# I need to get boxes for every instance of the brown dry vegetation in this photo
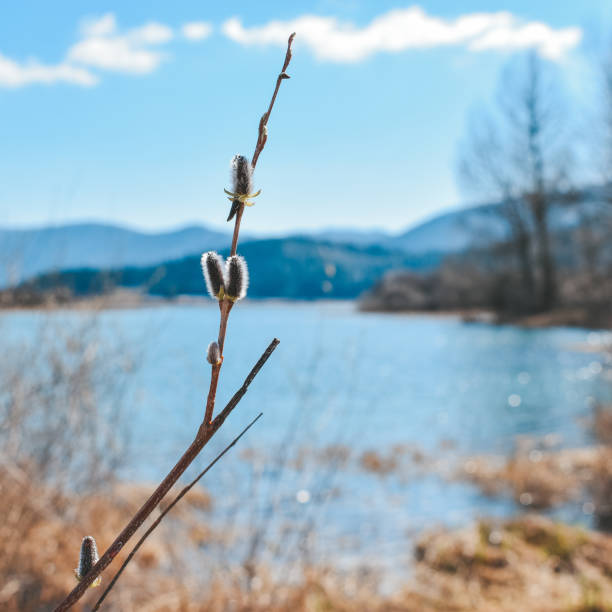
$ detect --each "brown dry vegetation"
[455,404,612,531]
[412,515,612,612]
[3,471,612,612]
[459,446,612,527]
[0,466,215,611]
[595,405,612,445]
[460,446,603,508]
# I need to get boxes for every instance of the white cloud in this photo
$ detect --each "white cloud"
[0,12,184,88]
[0,53,97,88]
[68,15,174,74]
[182,21,213,41]
[469,22,582,60]
[128,23,174,45]
[222,6,582,62]
[68,38,165,74]
[81,13,117,38]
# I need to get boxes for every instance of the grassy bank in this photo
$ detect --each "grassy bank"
[4,462,612,611]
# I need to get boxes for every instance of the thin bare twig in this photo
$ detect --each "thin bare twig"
[229,32,295,256]
[54,32,294,610]
[209,33,294,424]
[53,339,279,611]
[91,412,264,611]
[252,32,295,171]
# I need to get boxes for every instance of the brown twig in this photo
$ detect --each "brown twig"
[91,412,264,611]
[229,32,295,257]
[54,32,294,611]
[53,339,279,611]
[211,32,294,423]
[251,32,295,171]
[203,297,233,428]
[217,299,232,354]
[203,363,221,427]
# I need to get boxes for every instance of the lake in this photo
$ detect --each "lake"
[3,301,611,575]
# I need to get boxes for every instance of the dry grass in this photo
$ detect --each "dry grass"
[4,469,612,612]
[459,444,612,522]
[589,450,612,531]
[594,405,612,446]
[412,515,612,612]
[0,461,397,611]
[0,464,217,611]
[452,402,612,532]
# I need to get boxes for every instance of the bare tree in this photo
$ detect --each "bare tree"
[459,52,572,313]
[601,47,612,198]
[566,44,612,311]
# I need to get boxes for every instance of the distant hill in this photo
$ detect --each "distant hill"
[16,237,443,301]
[0,223,231,286]
[297,195,611,253]
[389,204,508,253]
[387,195,611,254]
[300,228,393,247]
[2,188,609,289]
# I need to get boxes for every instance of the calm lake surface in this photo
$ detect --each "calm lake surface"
[4,301,611,571]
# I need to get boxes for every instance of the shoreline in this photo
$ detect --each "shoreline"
[1,290,611,332]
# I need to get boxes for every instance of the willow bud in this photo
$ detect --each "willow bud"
[74,536,102,587]
[225,255,249,302]
[201,251,225,300]
[206,341,222,365]
[231,155,253,196]
[227,155,255,222]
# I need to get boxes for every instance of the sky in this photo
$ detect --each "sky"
[1,1,611,236]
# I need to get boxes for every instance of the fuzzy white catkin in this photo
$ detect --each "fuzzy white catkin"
[225,255,249,301]
[231,155,253,195]
[75,535,101,586]
[201,251,225,299]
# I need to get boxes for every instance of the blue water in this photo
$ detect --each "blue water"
[3,302,610,572]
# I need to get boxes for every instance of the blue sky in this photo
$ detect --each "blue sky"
[0,1,610,235]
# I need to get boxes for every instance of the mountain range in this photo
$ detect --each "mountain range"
[2,189,609,300]
[0,223,230,287]
[20,238,442,301]
[0,201,511,286]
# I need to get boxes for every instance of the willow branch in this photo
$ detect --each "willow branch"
[91,412,264,611]
[54,32,293,610]
[229,32,295,257]
[212,33,294,424]
[53,339,279,611]
[251,32,295,171]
